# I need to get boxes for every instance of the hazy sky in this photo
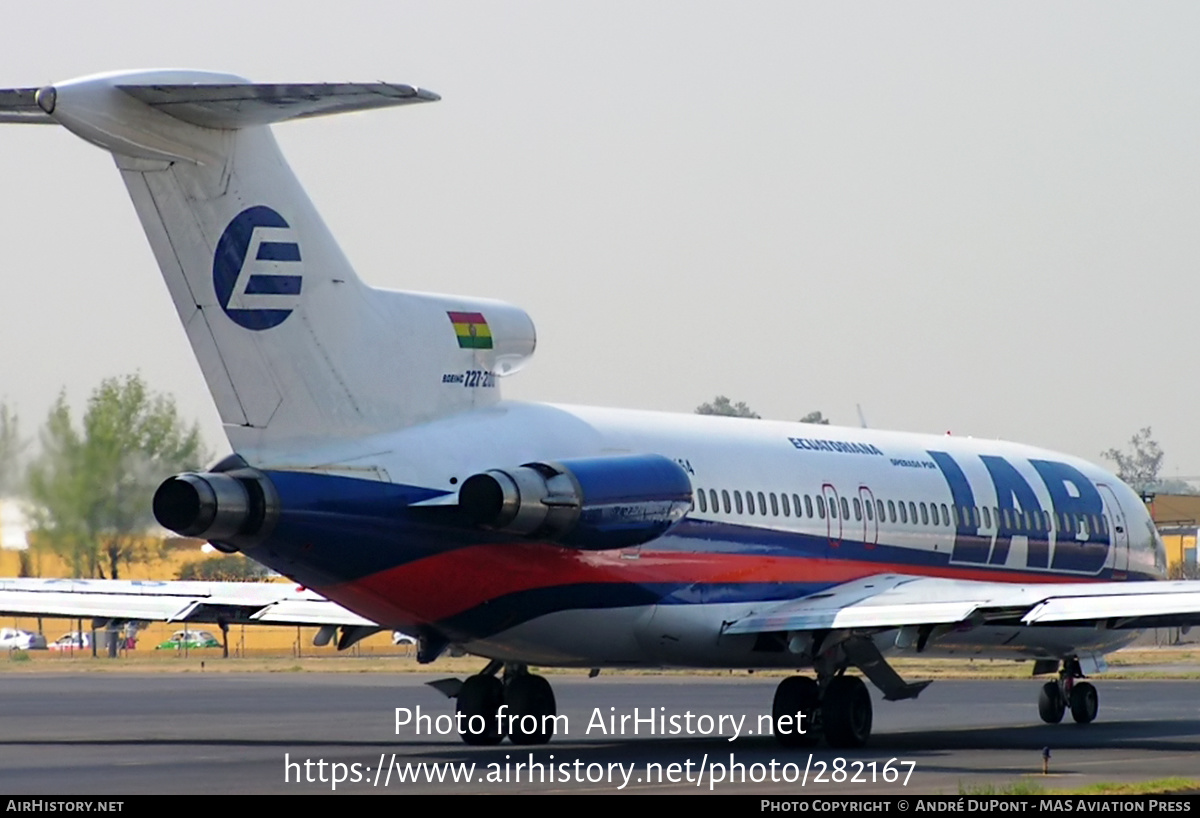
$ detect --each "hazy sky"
[1,2,1198,476]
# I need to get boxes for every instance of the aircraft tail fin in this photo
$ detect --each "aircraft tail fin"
[1,71,535,462]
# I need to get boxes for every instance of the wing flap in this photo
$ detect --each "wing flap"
[1023,588,1200,625]
[249,598,376,627]
[726,574,1200,635]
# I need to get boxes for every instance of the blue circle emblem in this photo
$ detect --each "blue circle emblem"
[213,206,303,330]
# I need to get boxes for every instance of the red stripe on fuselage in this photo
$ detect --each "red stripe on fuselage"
[318,542,1098,629]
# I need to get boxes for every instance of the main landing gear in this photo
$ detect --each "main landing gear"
[773,673,874,749]
[1037,657,1098,725]
[772,634,931,749]
[453,661,558,746]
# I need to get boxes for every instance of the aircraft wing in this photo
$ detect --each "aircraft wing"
[0,577,377,628]
[723,573,1200,635]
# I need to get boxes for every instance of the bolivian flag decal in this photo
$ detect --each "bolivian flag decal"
[447,311,493,349]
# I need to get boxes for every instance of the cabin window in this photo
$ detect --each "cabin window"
[920,502,929,525]
[721,490,731,514]
[709,489,719,513]
[697,490,707,513]
[941,503,950,525]
[771,493,780,516]
[981,506,991,529]
[758,492,768,515]
[816,496,826,519]
[876,499,885,521]
[930,504,940,526]
[1001,508,1012,529]
[829,498,838,519]
[841,497,851,520]
[865,499,874,521]
[734,492,744,514]
[805,495,814,518]
[794,494,804,517]
[909,502,918,524]
[887,500,896,523]
[899,502,908,524]
[853,498,863,521]
[744,491,754,515]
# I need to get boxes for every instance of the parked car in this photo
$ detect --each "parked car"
[0,627,46,650]
[155,630,221,650]
[48,632,90,651]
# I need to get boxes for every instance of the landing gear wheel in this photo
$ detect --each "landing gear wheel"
[505,674,557,746]
[822,675,873,748]
[1069,681,1098,724]
[457,674,505,745]
[1038,681,1065,724]
[772,676,820,747]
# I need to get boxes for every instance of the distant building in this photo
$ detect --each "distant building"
[1147,494,1200,572]
[0,498,29,551]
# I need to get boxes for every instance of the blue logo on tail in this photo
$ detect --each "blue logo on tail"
[213,206,303,330]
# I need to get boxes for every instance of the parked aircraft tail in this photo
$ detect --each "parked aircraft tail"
[0,70,536,461]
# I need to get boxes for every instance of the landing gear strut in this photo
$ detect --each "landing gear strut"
[453,662,558,746]
[1037,657,1098,725]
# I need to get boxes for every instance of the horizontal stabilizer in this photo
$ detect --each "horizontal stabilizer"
[0,88,53,123]
[117,82,440,129]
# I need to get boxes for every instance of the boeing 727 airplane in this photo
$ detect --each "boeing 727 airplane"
[5,69,1200,749]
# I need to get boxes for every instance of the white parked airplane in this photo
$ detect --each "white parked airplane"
[0,577,381,649]
[4,69,1200,749]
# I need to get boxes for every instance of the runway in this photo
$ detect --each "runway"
[2,672,1199,794]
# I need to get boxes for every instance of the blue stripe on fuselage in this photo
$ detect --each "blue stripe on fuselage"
[244,470,1150,639]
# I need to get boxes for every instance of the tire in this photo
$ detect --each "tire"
[822,675,873,749]
[506,674,557,746]
[456,674,505,745]
[1038,681,1065,724]
[1069,681,1098,724]
[772,676,820,747]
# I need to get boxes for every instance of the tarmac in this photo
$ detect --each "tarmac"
[2,671,1199,794]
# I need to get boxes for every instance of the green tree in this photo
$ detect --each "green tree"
[27,375,207,579]
[1167,561,1200,581]
[177,554,270,582]
[1101,428,1164,494]
[799,411,830,425]
[0,403,25,496]
[695,395,760,418]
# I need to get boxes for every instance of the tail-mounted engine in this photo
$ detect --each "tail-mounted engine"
[152,466,279,551]
[458,453,693,550]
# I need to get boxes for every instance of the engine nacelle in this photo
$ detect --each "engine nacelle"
[152,467,279,550]
[458,454,693,550]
